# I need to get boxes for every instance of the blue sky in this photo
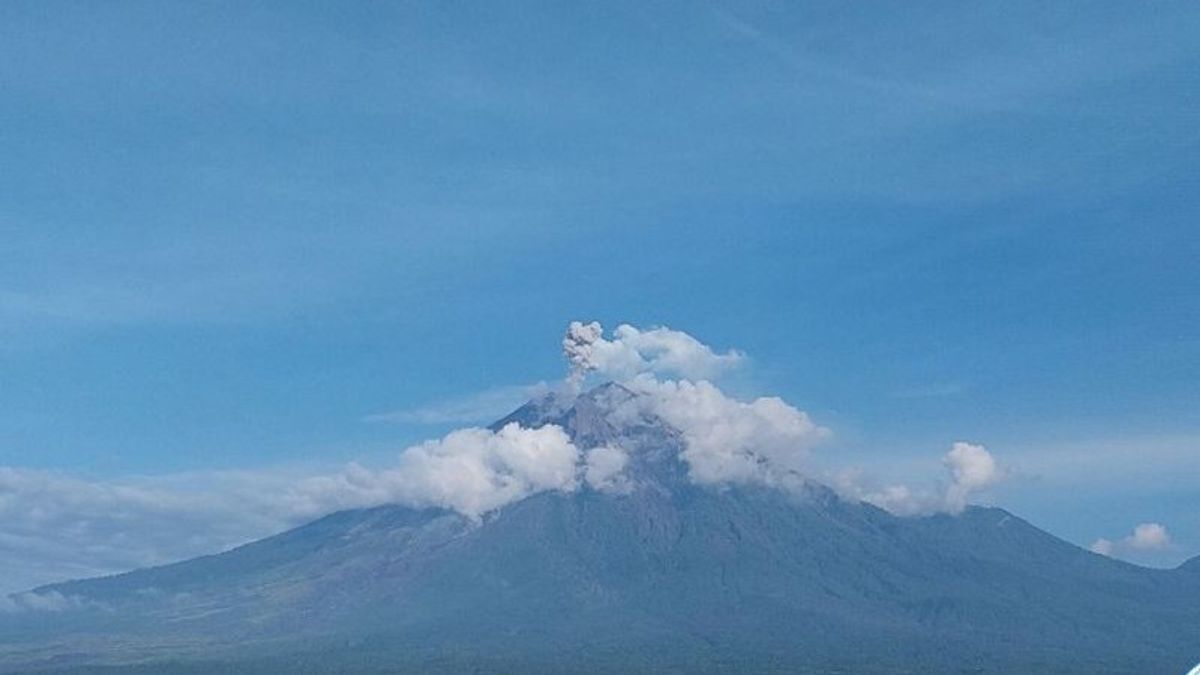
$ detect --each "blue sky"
[0,1,1197,585]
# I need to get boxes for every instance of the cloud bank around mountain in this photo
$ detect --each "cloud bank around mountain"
[0,320,1005,596]
[0,423,600,597]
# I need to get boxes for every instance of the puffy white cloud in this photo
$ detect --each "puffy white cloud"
[262,423,584,520]
[1091,522,1172,559]
[942,442,1001,513]
[839,442,1005,516]
[623,377,828,487]
[584,445,631,493]
[372,422,581,516]
[1128,522,1171,550]
[564,321,743,386]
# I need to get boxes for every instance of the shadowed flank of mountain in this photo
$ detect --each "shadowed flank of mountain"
[1,384,1196,674]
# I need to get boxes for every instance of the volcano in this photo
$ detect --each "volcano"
[1,383,1196,674]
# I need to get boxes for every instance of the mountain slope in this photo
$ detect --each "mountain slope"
[1,385,1196,673]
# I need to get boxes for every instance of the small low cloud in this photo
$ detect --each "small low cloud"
[364,382,551,425]
[834,472,936,518]
[1128,522,1171,550]
[0,590,89,614]
[584,446,632,493]
[838,442,1006,516]
[943,442,1002,513]
[1091,522,1172,559]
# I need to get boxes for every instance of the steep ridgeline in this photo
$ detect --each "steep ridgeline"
[1,384,1196,674]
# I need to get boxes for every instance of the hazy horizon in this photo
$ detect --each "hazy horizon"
[1,0,1196,628]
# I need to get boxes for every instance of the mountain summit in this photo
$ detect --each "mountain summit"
[492,382,692,490]
[1,384,1196,674]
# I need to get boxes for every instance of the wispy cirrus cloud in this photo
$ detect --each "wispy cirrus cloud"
[363,382,552,425]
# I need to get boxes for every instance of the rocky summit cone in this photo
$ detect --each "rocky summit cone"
[1,384,1197,674]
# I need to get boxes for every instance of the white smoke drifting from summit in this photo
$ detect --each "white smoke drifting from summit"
[563,320,743,387]
[563,321,823,489]
[564,320,604,389]
[562,321,1004,512]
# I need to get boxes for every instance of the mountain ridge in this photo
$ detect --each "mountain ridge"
[2,383,1197,674]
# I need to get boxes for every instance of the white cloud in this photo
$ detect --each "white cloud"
[566,321,830,490]
[839,442,1005,516]
[942,442,1001,513]
[0,320,1012,596]
[584,445,631,493]
[623,376,829,487]
[839,479,941,518]
[266,423,585,520]
[0,466,296,594]
[366,422,581,516]
[0,422,595,594]
[566,320,830,490]
[1127,522,1171,550]
[564,321,743,386]
[364,382,551,425]
[1092,522,1172,559]
[0,590,89,614]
